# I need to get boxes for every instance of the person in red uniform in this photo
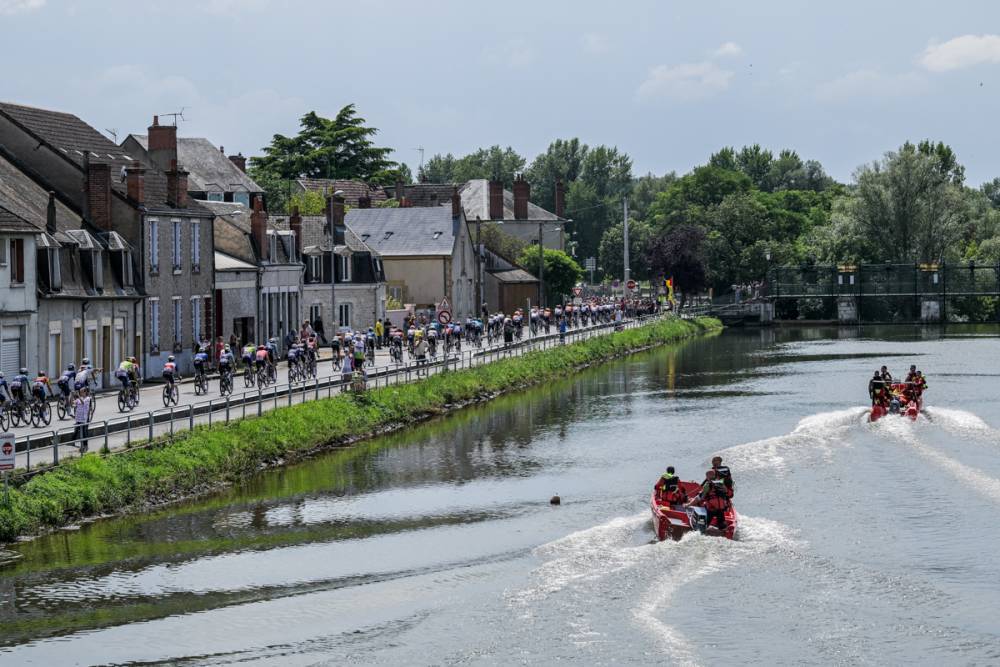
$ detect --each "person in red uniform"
[689,470,731,532]
[654,466,680,502]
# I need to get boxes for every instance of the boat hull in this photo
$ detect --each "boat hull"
[650,482,738,541]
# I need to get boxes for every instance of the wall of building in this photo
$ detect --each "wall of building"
[216,268,258,348]
[381,257,448,310]
[37,299,128,389]
[495,222,564,252]
[302,282,384,335]
[0,233,39,377]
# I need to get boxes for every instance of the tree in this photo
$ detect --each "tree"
[597,218,653,280]
[629,172,677,221]
[480,222,527,262]
[524,138,589,212]
[288,189,326,215]
[646,225,708,304]
[981,177,1000,209]
[736,144,774,191]
[517,247,583,304]
[419,146,525,187]
[648,165,752,229]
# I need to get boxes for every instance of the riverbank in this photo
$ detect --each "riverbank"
[0,317,721,543]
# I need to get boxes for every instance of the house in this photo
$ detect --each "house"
[292,178,387,208]
[345,191,475,319]
[122,135,261,207]
[0,104,215,377]
[205,198,304,350]
[0,143,141,387]
[460,177,566,251]
[271,195,386,335]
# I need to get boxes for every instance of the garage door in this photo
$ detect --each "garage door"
[1,327,22,378]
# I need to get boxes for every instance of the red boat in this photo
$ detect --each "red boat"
[870,382,922,422]
[650,481,739,541]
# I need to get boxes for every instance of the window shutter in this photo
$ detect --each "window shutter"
[14,239,24,283]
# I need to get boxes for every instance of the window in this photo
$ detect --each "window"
[309,303,321,324]
[338,303,351,328]
[9,239,24,284]
[268,233,277,263]
[149,219,159,272]
[172,220,182,270]
[173,297,182,345]
[149,299,160,350]
[192,221,201,270]
[0,236,6,265]
[207,192,224,202]
[233,192,251,207]
[91,250,103,290]
[48,333,61,378]
[388,285,403,303]
[121,251,134,286]
[48,249,62,290]
[308,256,321,283]
[338,254,352,282]
[191,296,202,343]
[74,325,83,363]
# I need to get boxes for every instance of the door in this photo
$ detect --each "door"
[1,327,22,377]
[48,333,61,377]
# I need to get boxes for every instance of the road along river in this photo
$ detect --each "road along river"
[1,325,999,665]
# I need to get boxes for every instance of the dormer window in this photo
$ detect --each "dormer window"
[91,249,103,290]
[308,256,321,283]
[383,231,393,241]
[338,253,352,282]
[268,233,278,262]
[120,250,134,286]
[48,248,62,291]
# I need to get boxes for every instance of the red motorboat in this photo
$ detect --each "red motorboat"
[870,382,922,422]
[650,481,739,541]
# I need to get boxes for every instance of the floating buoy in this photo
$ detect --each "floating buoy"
[550,495,561,505]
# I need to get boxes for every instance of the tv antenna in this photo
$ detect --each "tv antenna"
[159,107,189,126]
[414,146,425,171]
[104,128,119,142]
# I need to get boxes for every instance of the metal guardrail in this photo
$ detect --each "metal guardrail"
[10,314,665,475]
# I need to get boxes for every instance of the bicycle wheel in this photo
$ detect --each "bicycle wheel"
[0,406,8,432]
[40,402,51,426]
[118,391,127,412]
[161,386,170,407]
[244,368,254,388]
[57,398,68,420]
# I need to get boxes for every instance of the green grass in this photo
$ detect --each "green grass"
[0,317,721,543]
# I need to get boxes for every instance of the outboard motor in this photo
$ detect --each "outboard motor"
[889,397,901,414]
[686,506,708,534]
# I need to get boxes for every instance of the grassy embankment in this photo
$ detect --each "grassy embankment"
[0,317,722,542]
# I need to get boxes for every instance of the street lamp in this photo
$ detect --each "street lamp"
[330,190,346,334]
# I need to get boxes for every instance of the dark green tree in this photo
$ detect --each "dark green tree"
[525,138,589,212]
[518,247,583,304]
[419,146,525,187]
[646,225,708,304]
[597,218,653,281]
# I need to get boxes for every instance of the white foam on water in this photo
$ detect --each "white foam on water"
[923,407,1000,444]
[721,408,866,475]
[873,416,1000,504]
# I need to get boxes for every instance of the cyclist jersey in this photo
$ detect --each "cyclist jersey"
[242,345,256,358]
[219,352,234,366]
[59,370,75,385]
[194,352,209,365]
[255,348,269,361]
[162,362,177,375]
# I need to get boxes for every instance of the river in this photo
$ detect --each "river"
[2,326,1000,666]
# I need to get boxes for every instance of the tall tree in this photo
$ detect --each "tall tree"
[418,146,525,187]
[646,225,708,304]
[597,218,653,280]
[518,247,583,304]
[524,138,589,212]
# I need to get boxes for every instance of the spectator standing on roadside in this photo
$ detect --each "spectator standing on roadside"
[375,319,384,349]
[74,387,92,453]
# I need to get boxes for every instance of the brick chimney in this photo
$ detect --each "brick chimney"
[126,161,145,204]
[147,115,178,173]
[251,195,268,262]
[325,193,345,234]
[166,159,189,209]
[554,178,566,218]
[228,152,247,173]
[46,191,57,235]
[488,179,504,220]
[289,205,303,254]
[394,178,404,201]
[451,186,461,217]
[358,194,372,209]
[513,174,529,220]
[86,161,113,230]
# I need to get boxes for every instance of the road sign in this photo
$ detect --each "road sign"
[612,279,620,288]
[437,310,452,325]
[585,257,596,271]
[626,279,637,291]
[572,287,582,297]
[573,297,583,305]
[438,296,451,312]
[0,433,14,471]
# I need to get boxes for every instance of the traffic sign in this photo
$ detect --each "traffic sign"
[572,287,582,297]
[612,279,620,288]
[437,310,452,325]
[585,257,596,271]
[0,433,14,471]
[626,279,637,290]
[438,296,451,312]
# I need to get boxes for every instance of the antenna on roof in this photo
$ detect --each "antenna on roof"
[414,146,425,171]
[104,128,118,143]
[159,107,188,126]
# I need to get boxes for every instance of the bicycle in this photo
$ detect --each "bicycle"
[162,379,179,407]
[193,368,208,396]
[255,363,271,389]
[288,359,302,384]
[55,391,74,420]
[306,355,318,379]
[243,363,256,388]
[219,367,233,396]
[30,396,52,427]
[0,399,10,431]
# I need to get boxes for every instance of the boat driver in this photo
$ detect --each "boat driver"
[710,456,734,497]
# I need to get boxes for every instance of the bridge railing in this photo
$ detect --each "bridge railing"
[770,262,1000,298]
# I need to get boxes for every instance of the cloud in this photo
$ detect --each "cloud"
[814,69,927,102]
[484,38,534,68]
[713,42,742,58]
[637,62,733,101]
[920,34,1000,72]
[582,32,610,55]
[0,0,43,15]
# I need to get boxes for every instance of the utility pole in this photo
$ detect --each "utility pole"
[538,222,545,308]
[623,196,631,285]
[475,217,483,314]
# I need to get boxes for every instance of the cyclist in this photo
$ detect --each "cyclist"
[390,328,404,362]
[330,334,342,368]
[115,357,136,391]
[218,345,235,379]
[31,370,53,404]
[287,341,302,370]
[11,367,30,403]
[162,355,179,386]
[265,337,278,365]
[242,341,257,370]
[57,363,76,401]
[193,345,209,377]
[0,372,9,406]
[427,326,438,357]
[255,343,270,376]
[366,328,376,359]
[453,321,462,351]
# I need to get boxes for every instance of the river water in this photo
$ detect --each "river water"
[2,326,1000,666]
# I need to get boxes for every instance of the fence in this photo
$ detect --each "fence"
[10,314,664,475]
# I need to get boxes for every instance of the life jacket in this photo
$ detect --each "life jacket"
[663,487,687,505]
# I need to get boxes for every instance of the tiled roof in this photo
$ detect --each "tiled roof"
[0,203,38,233]
[394,182,461,207]
[461,179,561,221]
[129,135,261,195]
[270,214,372,254]
[295,178,387,207]
[0,151,83,234]
[345,207,459,257]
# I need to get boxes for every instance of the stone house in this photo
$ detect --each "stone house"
[0,199,39,377]
[292,178,387,209]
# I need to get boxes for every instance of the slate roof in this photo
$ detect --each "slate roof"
[128,135,260,195]
[344,207,459,257]
[295,178,388,207]
[203,201,257,265]
[392,182,461,207]
[460,179,561,221]
[490,268,538,283]
[270,214,372,255]
[0,151,84,234]
[0,203,38,233]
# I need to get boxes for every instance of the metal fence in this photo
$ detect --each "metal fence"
[11,314,665,475]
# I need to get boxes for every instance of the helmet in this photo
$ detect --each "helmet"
[224,344,231,351]
[19,367,27,375]
[129,357,137,363]
[167,355,175,362]
[269,337,276,343]
[0,372,4,379]
[199,345,207,352]
[38,371,46,377]
[68,363,76,372]
[82,357,90,365]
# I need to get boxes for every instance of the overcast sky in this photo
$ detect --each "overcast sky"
[3,0,1000,185]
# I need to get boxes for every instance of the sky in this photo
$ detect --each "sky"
[3,0,1000,185]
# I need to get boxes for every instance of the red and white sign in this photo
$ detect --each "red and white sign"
[572,287,582,297]
[438,296,451,312]
[437,310,452,325]
[0,433,14,471]
[626,279,637,290]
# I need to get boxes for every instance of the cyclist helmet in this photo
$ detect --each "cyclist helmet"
[167,355,175,362]
[19,367,27,374]
[224,344,231,352]
[129,357,137,363]
[38,371,46,377]
[0,372,4,378]
[68,363,76,372]
[82,357,91,365]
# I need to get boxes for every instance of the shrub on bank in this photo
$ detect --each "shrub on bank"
[0,317,721,542]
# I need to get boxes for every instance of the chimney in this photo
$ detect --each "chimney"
[147,115,177,172]
[325,193,345,234]
[451,186,461,217]
[126,161,145,204]
[46,191,57,235]
[166,159,189,208]
[86,162,113,230]
[228,152,247,173]
[554,178,566,218]
[395,178,404,201]
[251,195,268,261]
[358,194,372,209]
[513,174,529,220]
[488,179,504,220]
[289,205,303,254]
